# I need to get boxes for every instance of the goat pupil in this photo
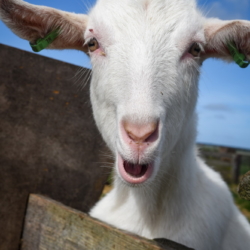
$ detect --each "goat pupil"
[189,43,201,57]
[89,42,95,47]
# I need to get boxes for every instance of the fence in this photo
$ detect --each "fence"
[198,144,250,184]
[21,194,193,250]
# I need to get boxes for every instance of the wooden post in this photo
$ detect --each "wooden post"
[21,194,194,250]
[232,154,242,184]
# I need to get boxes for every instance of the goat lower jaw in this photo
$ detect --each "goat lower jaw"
[118,154,153,184]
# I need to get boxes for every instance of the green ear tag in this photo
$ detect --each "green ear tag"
[30,29,60,52]
[227,42,249,68]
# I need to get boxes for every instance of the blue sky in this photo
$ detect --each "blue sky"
[0,0,249,149]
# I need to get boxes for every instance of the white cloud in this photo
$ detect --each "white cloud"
[203,103,233,112]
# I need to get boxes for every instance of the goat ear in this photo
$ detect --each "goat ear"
[203,19,250,64]
[0,0,88,52]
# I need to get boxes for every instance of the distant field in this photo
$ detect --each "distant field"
[231,185,250,221]
[198,144,250,221]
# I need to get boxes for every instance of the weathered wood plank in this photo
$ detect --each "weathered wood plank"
[21,194,193,250]
[0,44,110,250]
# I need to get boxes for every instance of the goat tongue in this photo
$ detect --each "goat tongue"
[124,161,148,177]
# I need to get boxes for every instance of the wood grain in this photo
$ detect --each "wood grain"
[0,44,110,250]
[21,194,194,250]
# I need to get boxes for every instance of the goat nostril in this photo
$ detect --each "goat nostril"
[145,127,158,143]
[123,121,158,144]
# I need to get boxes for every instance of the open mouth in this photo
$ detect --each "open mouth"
[118,154,153,184]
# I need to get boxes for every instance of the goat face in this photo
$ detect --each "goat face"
[2,0,248,187]
[87,0,204,186]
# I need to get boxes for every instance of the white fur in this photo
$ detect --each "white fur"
[88,1,250,249]
[1,0,250,249]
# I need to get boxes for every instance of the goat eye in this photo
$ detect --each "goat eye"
[87,38,99,52]
[189,43,201,57]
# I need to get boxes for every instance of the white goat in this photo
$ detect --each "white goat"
[1,0,250,249]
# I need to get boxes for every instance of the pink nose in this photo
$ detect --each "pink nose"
[123,120,158,145]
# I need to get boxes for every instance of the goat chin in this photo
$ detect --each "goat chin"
[1,0,250,249]
[90,124,250,250]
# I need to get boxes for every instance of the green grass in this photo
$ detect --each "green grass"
[207,163,250,221]
[230,185,250,221]
[241,164,250,175]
